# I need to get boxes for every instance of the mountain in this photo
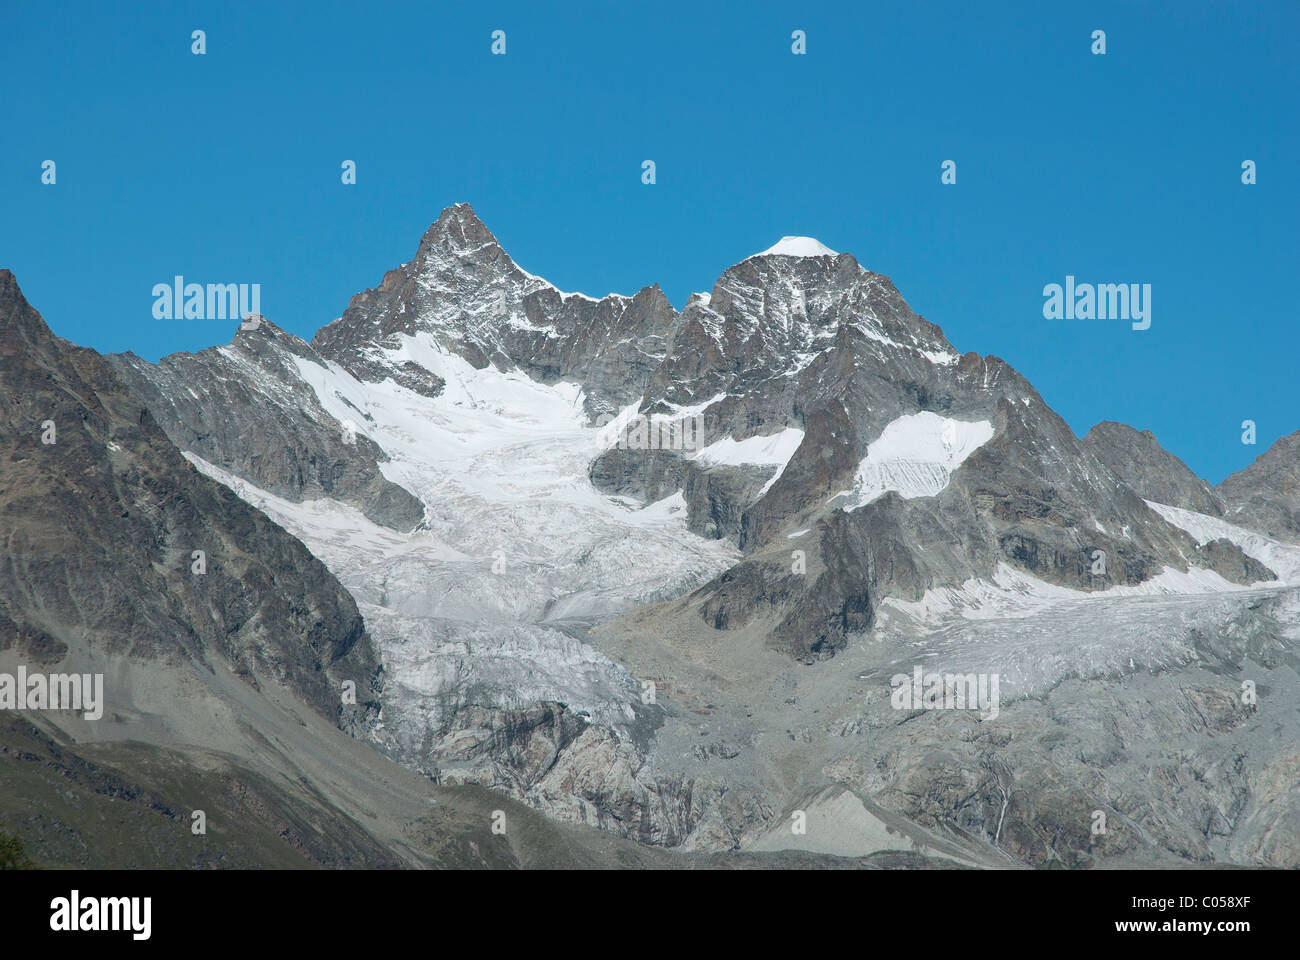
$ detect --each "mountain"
[14,204,1298,868]
[586,225,1273,660]
[110,317,424,532]
[1082,421,1226,517]
[0,270,381,728]
[3,269,962,870]
[1219,431,1300,541]
[311,202,676,419]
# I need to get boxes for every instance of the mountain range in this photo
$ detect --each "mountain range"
[3,204,1297,868]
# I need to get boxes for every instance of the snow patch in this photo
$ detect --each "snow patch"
[836,413,994,511]
[691,427,805,496]
[691,428,804,469]
[654,392,728,421]
[881,560,1260,629]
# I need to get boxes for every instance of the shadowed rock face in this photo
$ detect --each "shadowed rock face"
[1082,420,1226,516]
[0,270,382,728]
[1219,431,1300,542]
[109,318,424,533]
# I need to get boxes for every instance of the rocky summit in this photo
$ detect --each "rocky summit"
[3,206,1298,869]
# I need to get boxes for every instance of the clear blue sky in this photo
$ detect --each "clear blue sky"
[3,1,1296,483]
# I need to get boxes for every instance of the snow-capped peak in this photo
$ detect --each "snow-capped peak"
[415,203,627,302]
[755,236,839,259]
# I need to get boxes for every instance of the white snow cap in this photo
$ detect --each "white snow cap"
[755,236,839,258]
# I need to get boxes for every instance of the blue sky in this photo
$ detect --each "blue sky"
[3,0,1296,483]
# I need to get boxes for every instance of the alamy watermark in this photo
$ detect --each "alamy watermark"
[0,667,104,720]
[152,276,260,320]
[1042,276,1151,330]
[595,413,706,452]
[890,666,1000,720]
[50,891,151,940]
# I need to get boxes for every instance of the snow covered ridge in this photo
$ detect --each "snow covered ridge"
[877,505,1300,631]
[834,412,995,511]
[511,259,632,303]
[1145,500,1300,585]
[879,561,1260,629]
[754,236,839,258]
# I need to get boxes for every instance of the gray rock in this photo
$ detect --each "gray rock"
[311,203,677,421]
[109,317,424,532]
[1219,431,1300,542]
[0,270,383,729]
[1082,420,1226,516]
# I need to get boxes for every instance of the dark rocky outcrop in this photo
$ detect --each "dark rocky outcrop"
[0,270,382,728]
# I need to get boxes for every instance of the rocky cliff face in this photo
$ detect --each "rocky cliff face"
[312,202,677,419]
[0,270,382,730]
[1082,420,1226,516]
[578,241,1272,661]
[109,317,424,533]
[1219,431,1300,542]
[1081,418,1300,547]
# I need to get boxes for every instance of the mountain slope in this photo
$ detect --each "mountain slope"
[1219,431,1300,542]
[109,317,424,532]
[1082,420,1226,516]
[0,270,383,729]
[88,207,1299,865]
